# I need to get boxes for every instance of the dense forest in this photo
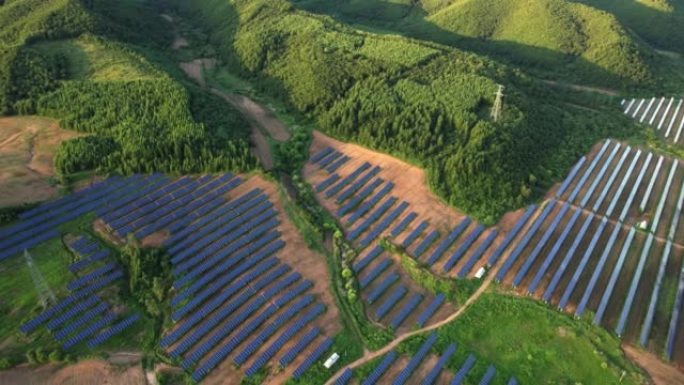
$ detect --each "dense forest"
[0,0,257,176]
[168,0,640,222]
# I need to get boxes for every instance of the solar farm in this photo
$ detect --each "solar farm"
[0,172,343,384]
[332,333,517,385]
[491,139,684,363]
[621,97,684,145]
[1,130,682,384]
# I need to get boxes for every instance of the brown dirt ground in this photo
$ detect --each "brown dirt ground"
[306,131,466,231]
[624,344,684,385]
[179,59,216,89]
[215,91,291,142]
[0,360,146,385]
[0,117,80,207]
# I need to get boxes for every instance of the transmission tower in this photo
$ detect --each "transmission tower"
[491,84,505,122]
[24,250,56,308]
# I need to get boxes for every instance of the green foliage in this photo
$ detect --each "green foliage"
[398,293,648,385]
[170,0,640,222]
[118,241,171,319]
[0,0,258,177]
[54,135,119,174]
[0,202,38,225]
[381,238,480,306]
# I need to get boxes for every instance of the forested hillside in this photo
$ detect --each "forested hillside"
[294,0,656,87]
[0,0,257,176]
[169,0,639,222]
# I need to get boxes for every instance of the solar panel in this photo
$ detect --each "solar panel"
[292,336,334,379]
[594,228,636,325]
[390,294,422,329]
[421,343,457,385]
[416,294,444,327]
[362,351,397,385]
[392,333,436,385]
[450,354,476,385]
[426,218,471,266]
[375,285,406,319]
[443,224,485,272]
[358,201,408,248]
[457,230,497,278]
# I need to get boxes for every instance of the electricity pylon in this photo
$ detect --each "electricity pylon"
[24,250,56,308]
[491,84,505,122]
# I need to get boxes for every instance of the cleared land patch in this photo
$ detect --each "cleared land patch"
[0,117,79,207]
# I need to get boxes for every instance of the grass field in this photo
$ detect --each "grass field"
[401,292,648,385]
[33,35,160,82]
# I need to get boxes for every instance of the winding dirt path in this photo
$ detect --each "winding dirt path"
[324,260,503,385]
[542,79,619,96]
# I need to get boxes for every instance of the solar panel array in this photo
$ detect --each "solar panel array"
[143,185,339,383]
[349,336,514,385]
[307,149,500,333]
[622,97,684,145]
[491,141,684,360]
[18,234,138,351]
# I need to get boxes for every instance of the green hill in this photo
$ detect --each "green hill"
[295,0,656,86]
[170,0,639,222]
[0,0,257,178]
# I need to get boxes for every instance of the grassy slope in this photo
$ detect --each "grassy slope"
[392,293,648,385]
[296,0,655,87]
[427,0,652,85]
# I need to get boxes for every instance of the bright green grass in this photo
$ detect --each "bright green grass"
[33,34,160,82]
[394,293,648,385]
[0,236,73,357]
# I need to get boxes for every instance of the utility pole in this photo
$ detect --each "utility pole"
[491,84,505,122]
[24,250,56,308]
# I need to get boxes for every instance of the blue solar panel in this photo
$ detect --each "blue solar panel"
[319,151,343,168]
[416,294,444,327]
[87,313,140,348]
[327,155,351,173]
[539,213,595,302]
[594,228,637,325]
[640,240,674,346]
[316,174,341,193]
[245,303,324,376]
[391,212,417,238]
[311,147,333,163]
[234,296,315,365]
[426,218,471,266]
[362,351,397,385]
[527,208,582,295]
[279,327,321,367]
[512,204,570,287]
[487,205,536,266]
[337,178,385,217]
[347,182,394,225]
[575,224,621,317]
[335,368,353,385]
[375,285,406,319]
[665,259,684,360]
[54,302,109,341]
[555,157,586,198]
[443,224,485,272]
[292,336,334,380]
[326,162,371,199]
[457,230,497,278]
[615,233,655,336]
[450,354,476,385]
[347,197,397,241]
[358,201,408,249]
[353,246,383,273]
[390,294,422,329]
[413,230,439,258]
[62,312,118,349]
[337,166,381,204]
[422,343,457,385]
[478,365,496,385]
[367,272,399,304]
[496,202,556,281]
[392,332,436,385]
[578,143,622,208]
[401,220,428,249]
[47,296,101,330]
[359,259,392,289]
[567,140,611,203]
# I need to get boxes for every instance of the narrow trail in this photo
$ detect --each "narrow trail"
[324,260,504,385]
[25,133,42,176]
[542,79,620,97]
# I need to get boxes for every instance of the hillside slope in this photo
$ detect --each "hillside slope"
[0,0,257,179]
[296,0,655,86]
[170,0,639,222]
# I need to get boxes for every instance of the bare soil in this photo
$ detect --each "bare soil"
[0,117,80,207]
[624,344,684,385]
[214,91,291,142]
[0,359,146,385]
[179,59,216,88]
